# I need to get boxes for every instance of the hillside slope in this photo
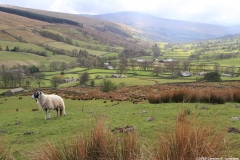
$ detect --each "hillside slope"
[0,5,150,68]
[83,11,240,42]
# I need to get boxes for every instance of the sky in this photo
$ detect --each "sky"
[0,0,240,26]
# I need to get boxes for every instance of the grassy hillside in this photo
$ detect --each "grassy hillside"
[1,5,240,74]
[83,11,240,42]
[0,6,150,69]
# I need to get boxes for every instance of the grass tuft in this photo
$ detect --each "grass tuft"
[154,111,228,159]
[29,118,141,160]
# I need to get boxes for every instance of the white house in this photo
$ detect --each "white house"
[111,74,119,78]
[181,71,192,77]
[221,73,232,77]
[198,71,207,76]
[137,59,145,62]
[104,62,113,69]
[64,77,78,83]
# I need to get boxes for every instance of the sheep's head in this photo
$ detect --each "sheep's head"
[31,91,42,99]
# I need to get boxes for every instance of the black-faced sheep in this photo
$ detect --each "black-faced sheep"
[31,91,66,119]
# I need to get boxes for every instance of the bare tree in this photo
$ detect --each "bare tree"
[1,72,11,88]
[51,74,64,88]
[152,65,163,76]
[213,64,221,73]
[39,64,47,72]
[152,43,161,59]
[33,72,45,88]
[117,57,128,74]
[182,61,190,71]
[60,62,67,72]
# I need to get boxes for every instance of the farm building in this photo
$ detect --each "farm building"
[199,71,207,76]
[3,87,24,96]
[64,77,78,83]
[221,73,232,77]
[104,62,113,69]
[181,71,192,77]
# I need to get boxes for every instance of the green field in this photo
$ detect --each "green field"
[0,95,240,159]
[47,42,112,56]
[0,50,76,68]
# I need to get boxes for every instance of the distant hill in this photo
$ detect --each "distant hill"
[82,11,240,42]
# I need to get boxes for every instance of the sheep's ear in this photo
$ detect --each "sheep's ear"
[39,91,42,95]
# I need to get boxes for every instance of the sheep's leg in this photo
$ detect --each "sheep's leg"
[48,110,51,119]
[45,109,47,120]
[56,108,58,116]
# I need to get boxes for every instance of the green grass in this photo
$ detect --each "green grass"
[0,50,76,68]
[47,42,111,56]
[0,41,46,51]
[211,58,240,67]
[0,95,240,159]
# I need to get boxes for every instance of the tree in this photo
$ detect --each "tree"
[49,61,61,71]
[71,49,78,57]
[60,62,67,72]
[101,79,117,92]
[90,79,95,87]
[15,73,24,87]
[51,74,64,88]
[152,43,161,59]
[6,46,9,51]
[1,64,5,72]
[29,66,39,73]
[152,66,163,76]
[79,72,89,85]
[1,71,12,88]
[204,72,221,82]
[34,72,45,88]
[39,64,47,72]
[117,57,128,75]
[182,61,190,71]
[213,64,221,73]
[25,77,33,87]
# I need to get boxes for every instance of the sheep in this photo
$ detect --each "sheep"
[31,91,66,119]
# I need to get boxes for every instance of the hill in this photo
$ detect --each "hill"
[1,5,240,70]
[0,5,150,68]
[82,11,240,42]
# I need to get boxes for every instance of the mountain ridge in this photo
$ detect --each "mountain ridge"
[81,11,240,42]
[1,5,240,43]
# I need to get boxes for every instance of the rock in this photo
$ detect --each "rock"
[201,106,209,109]
[231,116,239,121]
[146,117,155,121]
[227,127,240,133]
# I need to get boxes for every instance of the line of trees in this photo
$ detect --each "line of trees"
[0,71,45,88]
[38,30,73,45]
[0,6,82,27]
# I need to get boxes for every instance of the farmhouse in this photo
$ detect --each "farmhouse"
[104,62,113,69]
[221,73,232,77]
[111,74,127,78]
[64,77,78,83]
[181,71,192,77]
[111,74,119,78]
[198,71,207,76]
[136,59,145,62]
[3,87,24,96]
[159,58,173,62]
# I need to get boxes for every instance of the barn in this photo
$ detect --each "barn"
[3,88,24,96]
